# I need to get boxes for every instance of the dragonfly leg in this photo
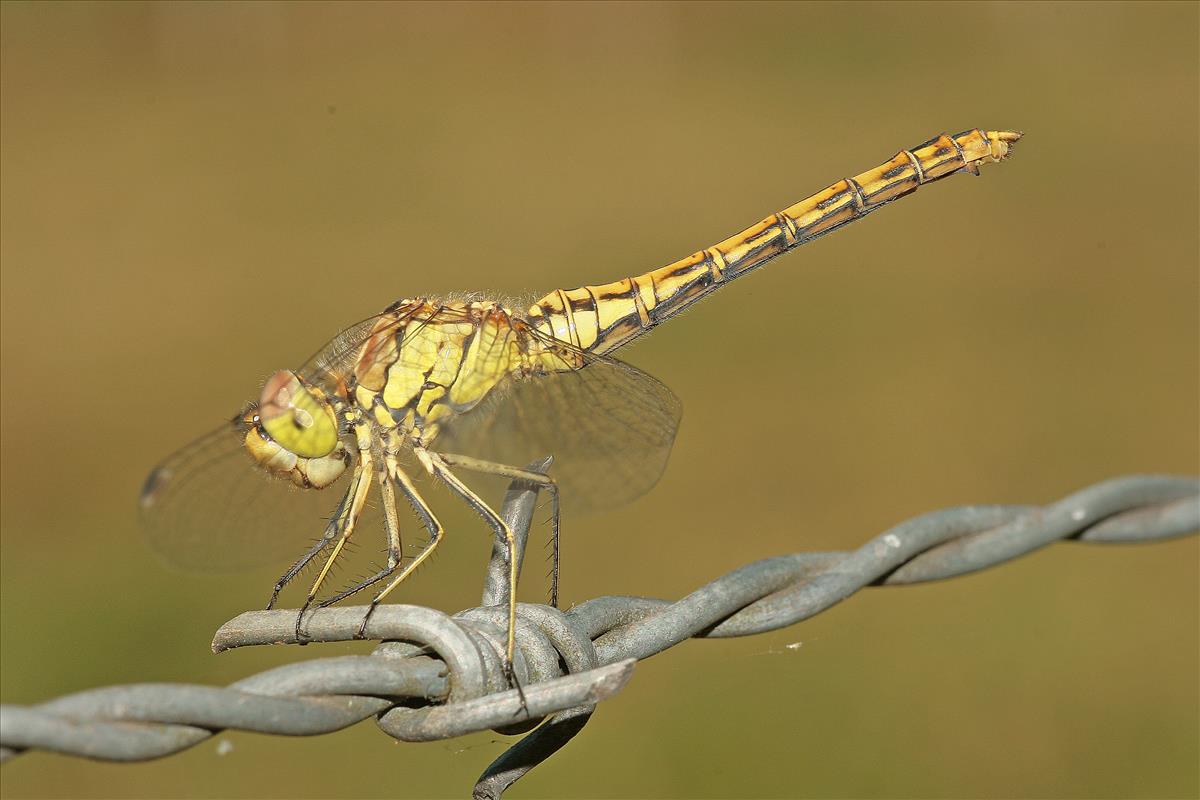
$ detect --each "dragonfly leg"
[265,495,345,611]
[355,460,443,638]
[417,450,525,706]
[294,452,373,642]
[436,452,561,609]
[316,461,405,608]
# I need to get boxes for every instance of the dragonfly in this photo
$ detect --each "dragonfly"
[141,128,1021,682]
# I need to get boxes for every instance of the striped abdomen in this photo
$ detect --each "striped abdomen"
[527,128,1020,356]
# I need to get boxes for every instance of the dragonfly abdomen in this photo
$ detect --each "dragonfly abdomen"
[527,129,1020,356]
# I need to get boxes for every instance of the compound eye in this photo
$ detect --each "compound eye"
[257,370,339,458]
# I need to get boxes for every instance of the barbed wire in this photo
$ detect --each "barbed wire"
[1,473,1196,798]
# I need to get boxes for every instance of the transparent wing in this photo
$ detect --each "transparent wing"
[432,330,682,512]
[139,417,357,573]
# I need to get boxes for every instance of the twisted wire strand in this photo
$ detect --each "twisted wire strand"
[1,474,1196,799]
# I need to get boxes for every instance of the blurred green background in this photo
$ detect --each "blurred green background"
[2,2,1197,798]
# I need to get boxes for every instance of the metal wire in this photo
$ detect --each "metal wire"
[1,473,1196,798]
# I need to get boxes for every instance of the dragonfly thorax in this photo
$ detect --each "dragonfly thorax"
[350,299,529,449]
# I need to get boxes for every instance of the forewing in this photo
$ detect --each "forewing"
[433,338,682,512]
[139,419,356,573]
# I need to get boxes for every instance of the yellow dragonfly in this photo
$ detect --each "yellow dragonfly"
[141,128,1021,680]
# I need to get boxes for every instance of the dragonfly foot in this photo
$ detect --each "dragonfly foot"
[503,660,529,718]
[294,607,313,645]
[355,604,376,639]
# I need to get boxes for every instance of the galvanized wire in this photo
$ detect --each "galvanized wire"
[1,473,1196,798]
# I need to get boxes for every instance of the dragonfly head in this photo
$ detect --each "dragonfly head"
[242,370,349,489]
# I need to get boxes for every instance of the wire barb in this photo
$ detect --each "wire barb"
[1,473,1196,798]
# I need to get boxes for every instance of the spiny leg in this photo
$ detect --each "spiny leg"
[316,461,404,608]
[355,460,443,638]
[419,450,524,698]
[266,487,349,610]
[437,452,560,608]
[295,452,373,641]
